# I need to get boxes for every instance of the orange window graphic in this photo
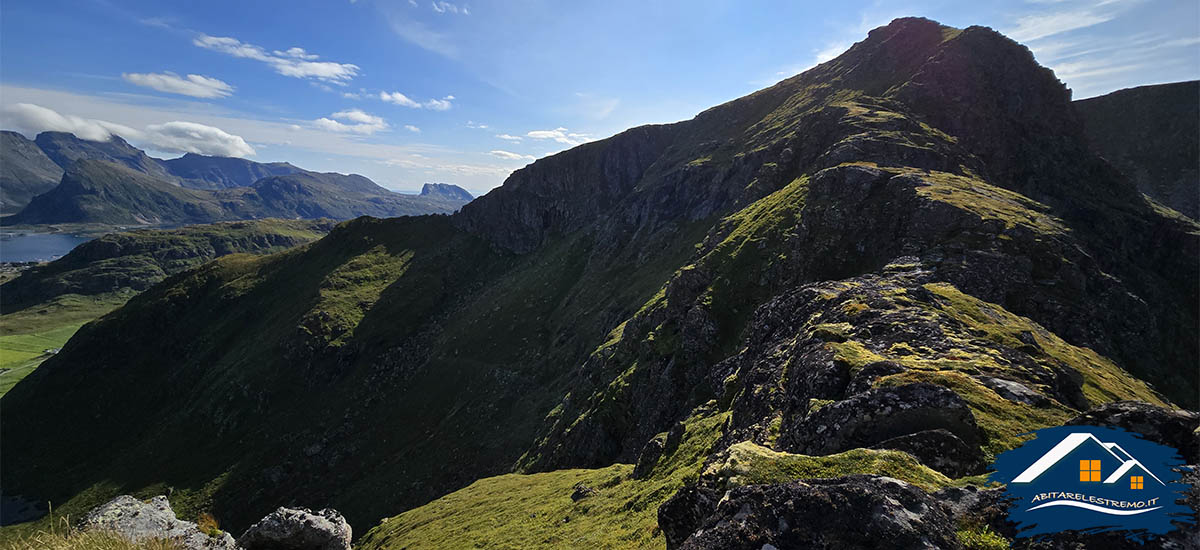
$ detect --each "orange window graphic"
[1079,459,1101,482]
[1131,476,1144,490]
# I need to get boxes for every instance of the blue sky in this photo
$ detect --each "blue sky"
[1,0,1196,195]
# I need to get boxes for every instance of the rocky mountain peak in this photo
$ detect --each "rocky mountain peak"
[420,182,474,201]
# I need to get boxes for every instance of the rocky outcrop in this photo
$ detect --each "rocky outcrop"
[81,495,237,550]
[662,475,961,550]
[1066,400,1200,463]
[783,383,983,455]
[871,428,987,478]
[237,507,352,550]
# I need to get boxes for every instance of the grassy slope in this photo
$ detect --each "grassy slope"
[0,219,331,396]
[0,294,127,396]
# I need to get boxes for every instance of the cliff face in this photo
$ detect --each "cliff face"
[1,17,1195,545]
[1075,81,1200,219]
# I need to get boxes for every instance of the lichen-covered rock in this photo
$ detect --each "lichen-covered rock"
[81,495,236,550]
[237,506,351,550]
[666,475,961,550]
[783,382,983,455]
[871,428,987,478]
[657,485,721,550]
[1066,401,1200,463]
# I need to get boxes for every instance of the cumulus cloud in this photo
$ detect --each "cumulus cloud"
[526,127,592,146]
[122,72,234,99]
[3,103,254,157]
[193,34,359,83]
[488,150,534,161]
[404,125,421,133]
[466,120,488,129]
[313,109,389,135]
[495,133,522,142]
[141,121,256,157]
[379,91,455,111]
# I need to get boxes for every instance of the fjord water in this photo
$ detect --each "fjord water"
[0,232,91,263]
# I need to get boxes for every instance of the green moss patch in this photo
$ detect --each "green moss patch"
[703,441,953,491]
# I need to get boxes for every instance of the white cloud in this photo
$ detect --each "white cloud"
[273,47,318,60]
[4,103,138,142]
[2,103,254,157]
[313,109,389,135]
[431,1,467,15]
[526,127,592,146]
[495,133,521,142]
[193,34,360,83]
[122,72,234,99]
[466,120,488,129]
[405,125,421,133]
[141,121,256,157]
[1006,10,1117,42]
[488,150,534,161]
[379,91,455,110]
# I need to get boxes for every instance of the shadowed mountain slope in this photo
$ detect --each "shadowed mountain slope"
[1,18,1195,548]
[0,131,63,214]
[1074,80,1199,219]
[162,153,305,190]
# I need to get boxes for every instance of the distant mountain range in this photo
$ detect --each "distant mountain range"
[0,130,473,223]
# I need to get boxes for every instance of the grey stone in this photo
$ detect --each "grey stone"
[237,507,351,550]
[82,495,236,550]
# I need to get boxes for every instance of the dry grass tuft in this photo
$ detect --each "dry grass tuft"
[0,517,182,550]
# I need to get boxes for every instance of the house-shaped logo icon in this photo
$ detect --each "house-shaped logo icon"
[1011,432,1165,490]
[989,425,1193,540]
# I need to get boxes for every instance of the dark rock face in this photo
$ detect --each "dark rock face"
[237,506,352,550]
[82,495,237,550]
[665,475,961,550]
[783,383,983,455]
[871,428,987,478]
[1066,401,1200,463]
[656,485,722,550]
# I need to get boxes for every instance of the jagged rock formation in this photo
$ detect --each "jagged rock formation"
[1,17,1196,549]
[420,182,475,202]
[82,495,237,549]
[238,507,352,550]
[1075,81,1200,219]
[661,475,960,550]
